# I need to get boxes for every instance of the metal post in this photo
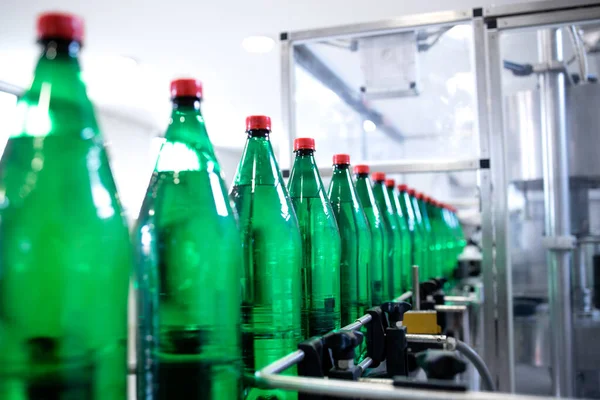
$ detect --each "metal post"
[538,28,575,398]
[485,27,515,393]
[412,265,420,310]
[280,35,296,170]
[473,16,497,385]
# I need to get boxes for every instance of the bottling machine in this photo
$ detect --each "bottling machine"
[277,0,600,398]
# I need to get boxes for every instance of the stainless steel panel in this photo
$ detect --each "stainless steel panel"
[567,83,600,179]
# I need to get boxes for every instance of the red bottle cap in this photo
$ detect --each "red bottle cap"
[407,189,416,196]
[332,154,350,165]
[170,78,203,99]
[294,138,315,151]
[385,179,395,188]
[397,184,408,192]
[37,12,84,42]
[353,164,370,175]
[246,115,271,131]
[416,192,425,200]
[372,172,386,182]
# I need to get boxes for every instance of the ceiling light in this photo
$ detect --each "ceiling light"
[363,120,376,132]
[242,36,275,54]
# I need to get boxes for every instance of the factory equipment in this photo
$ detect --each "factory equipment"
[280,0,600,398]
[505,48,600,398]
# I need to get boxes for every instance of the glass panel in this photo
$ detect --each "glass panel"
[500,21,600,397]
[293,22,479,171]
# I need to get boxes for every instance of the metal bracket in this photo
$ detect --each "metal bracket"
[532,60,567,74]
[542,235,576,251]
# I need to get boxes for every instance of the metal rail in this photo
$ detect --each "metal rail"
[255,348,565,400]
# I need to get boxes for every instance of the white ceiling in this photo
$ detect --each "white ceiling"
[0,0,535,149]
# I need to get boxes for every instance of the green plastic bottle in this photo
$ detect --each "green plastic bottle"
[134,79,242,399]
[288,138,341,338]
[398,185,426,282]
[328,154,371,325]
[442,203,465,277]
[424,196,447,279]
[414,192,438,279]
[0,13,132,399]
[354,164,386,306]
[408,189,431,280]
[386,180,412,292]
[371,173,401,299]
[230,116,301,400]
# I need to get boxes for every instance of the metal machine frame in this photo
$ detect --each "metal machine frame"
[280,1,600,396]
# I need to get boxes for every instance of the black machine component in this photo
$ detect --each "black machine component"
[416,350,467,380]
[326,330,365,380]
[381,302,412,377]
[294,297,482,399]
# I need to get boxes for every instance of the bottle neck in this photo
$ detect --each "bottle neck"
[372,180,393,213]
[247,128,270,138]
[14,37,96,139]
[329,164,356,202]
[289,150,323,198]
[155,96,219,173]
[354,173,375,207]
[164,97,209,144]
[233,129,282,186]
[292,149,317,170]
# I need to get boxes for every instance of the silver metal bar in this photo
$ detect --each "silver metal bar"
[261,350,305,376]
[577,236,600,244]
[484,0,600,17]
[342,313,373,331]
[412,265,420,310]
[406,334,447,346]
[280,36,295,170]
[444,295,476,304]
[472,16,495,383]
[358,357,373,371]
[538,27,575,397]
[396,291,413,302]
[321,158,480,177]
[435,305,468,313]
[257,368,559,400]
[0,80,23,96]
[495,6,600,30]
[287,10,471,43]
[283,158,483,178]
[485,27,515,393]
